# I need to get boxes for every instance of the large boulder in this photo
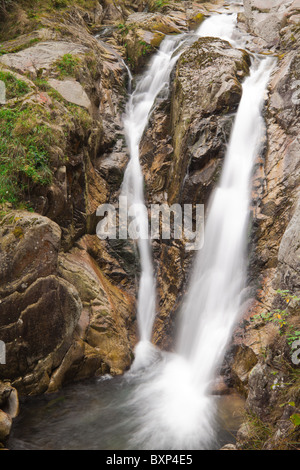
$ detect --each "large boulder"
[0,410,12,443]
[0,210,137,394]
[0,212,61,298]
[0,41,88,76]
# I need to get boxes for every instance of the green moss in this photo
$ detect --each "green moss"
[55,53,81,79]
[0,71,30,99]
[13,226,24,238]
[66,103,93,131]
[0,37,41,55]
[0,104,56,204]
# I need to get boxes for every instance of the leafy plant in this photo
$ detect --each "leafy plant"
[290,413,300,427]
[117,23,129,35]
[252,289,300,351]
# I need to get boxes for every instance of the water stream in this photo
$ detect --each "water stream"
[121,30,202,368]
[8,7,275,451]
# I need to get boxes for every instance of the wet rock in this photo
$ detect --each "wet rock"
[167,37,250,205]
[220,444,237,450]
[0,275,82,393]
[0,410,12,443]
[0,212,62,298]
[57,237,136,378]
[0,382,19,420]
[230,346,258,395]
[3,388,19,419]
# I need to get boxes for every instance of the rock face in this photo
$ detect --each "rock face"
[0,41,88,74]
[0,3,140,396]
[243,0,300,46]
[47,78,92,110]
[0,210,135,395]
[0,381,19,446]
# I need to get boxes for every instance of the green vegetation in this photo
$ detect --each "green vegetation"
[0,0,101,41]
[0,37,40,55]
[151,0,169,11]
[138,40,152,56]
[0,70,93,206]
[55,53,81,79]
[0,105,55,203]
[0,70,30,99]
[238,412,273,450]
[252,289,300,349]
[117,23,130,36]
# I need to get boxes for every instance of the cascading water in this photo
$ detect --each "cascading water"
[124,13,276,450]
[121,32,199,368]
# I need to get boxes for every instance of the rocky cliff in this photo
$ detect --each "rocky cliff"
[0,0,299,450]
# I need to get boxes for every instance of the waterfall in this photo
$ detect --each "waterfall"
[121,31,202,368]
[177,57,275,388]
[123,13,275,449]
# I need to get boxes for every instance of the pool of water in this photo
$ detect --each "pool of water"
[8,371,245,450]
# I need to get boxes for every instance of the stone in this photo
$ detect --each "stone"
[0,41,88,76]
[0,383,12,409]
[3,388,19,419]
[0,410,12,443]
[0,212,62,298]
[57,240,135,376]
[278,200,300,288]
[246,363,271,418]
[48,79,92,110]
[0,275,82,391]
[230,346,258,393]
[126,11,188,35]
[0,382,19,418]
[236,422,253,444]
[220,444,237,450]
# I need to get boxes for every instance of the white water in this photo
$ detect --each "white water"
[122,31,201,368]
[122,12,275,449]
